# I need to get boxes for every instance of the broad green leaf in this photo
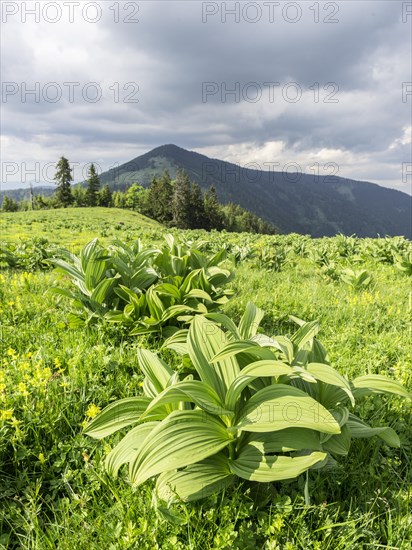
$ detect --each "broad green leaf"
[291,320,320,349]
[322,425,351,455]
[90,277,118,306]
[238,302,264,339]
[307,363,355,406]
[207,249,227,267]
[162,329,189,355]
[289,315,306,327]
[347,414,401,447]
[156,283,181,300]
[156,454,234,503]
[204,313,240,339]
[52,259,85,286]
[225,360,294,410]
[187,316,240,401]
[351,375,411,399]
[84,257,109,292]
[129,410,233,486]
[146,287,165,320]
[230,449,327,482]
[49,286,77,300]
[186,289,213,302]
[130,268,158,290]
[141,380,233,418]
[210,341,275,364]
[235,385,340,435]
[161,305,197,323]
[84,397,152,439]
[105,422,158,477]
[239,428,322,454]
[255,335,294,364]
[206,266,232,287]
[136,348,174,395]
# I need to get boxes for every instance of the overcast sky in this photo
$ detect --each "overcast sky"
[1,0,411,193]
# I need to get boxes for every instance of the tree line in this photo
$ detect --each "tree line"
[1,156,277,234]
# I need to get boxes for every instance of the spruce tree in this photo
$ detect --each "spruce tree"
[171,170,192,228]
[157,170,173,224]
[190,183,207,229]
[204,185,224,230]
[86,163,100,206]
[2,195,19,212]
[99,184,113,207]
[54,156,73,207]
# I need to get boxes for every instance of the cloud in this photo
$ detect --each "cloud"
[1,0,411,194]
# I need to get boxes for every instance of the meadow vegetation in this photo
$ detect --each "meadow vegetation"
[0,208,411,549]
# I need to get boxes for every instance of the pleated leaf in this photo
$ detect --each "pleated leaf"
[136,348,174,395]
[105,422,158,477]
[225,360,294,410]
[238,302,264,339]
[141,380,233,418]
[84,397,152,439]
[129,410,233,486]
[235,385,341,434]
[239,428,322,454]
[351,375,411,399]
[230,449,327,482]
[307,363,355,406]
[187,316,240,401]
[156,454,234,503]
[210,341,275,363]
[347,414,401,447]
[322,425,351,455]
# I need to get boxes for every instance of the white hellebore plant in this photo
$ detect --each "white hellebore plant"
[85,304,411,504]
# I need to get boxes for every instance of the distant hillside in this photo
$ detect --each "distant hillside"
[0,186,54,204]
[3,145,411,237]
[96,145,411,238]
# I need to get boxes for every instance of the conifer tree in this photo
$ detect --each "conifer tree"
[147,170,173,224]
[99,184,113,207]
[54,156,73,207]
[190,183,207,229]
[86,163,100,206]
[204,185,224,230]
[171,170,192,228]
[2,195,19,212]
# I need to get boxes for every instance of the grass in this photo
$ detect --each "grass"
[0,208,411,549]
[0,208,162,249]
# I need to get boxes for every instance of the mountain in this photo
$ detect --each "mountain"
[98,144,411,238]
[2,144,411,237]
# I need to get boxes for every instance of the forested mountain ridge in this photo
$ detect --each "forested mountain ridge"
[97,144,411,238]
[2,144,411,237]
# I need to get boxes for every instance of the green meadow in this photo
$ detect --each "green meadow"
[0,208,411,549]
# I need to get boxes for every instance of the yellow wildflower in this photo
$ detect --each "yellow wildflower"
[85,403,101,419]
[38,453,46,464]
[7,348,17,358]
[17,382,29,397]
[10,416,21,428]
[0,409,14,421]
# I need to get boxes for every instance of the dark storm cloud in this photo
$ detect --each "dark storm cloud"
[1,0,411,193]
